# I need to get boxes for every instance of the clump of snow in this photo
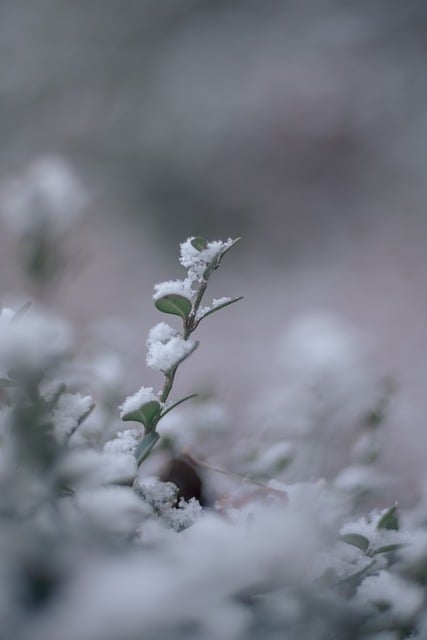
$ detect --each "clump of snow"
[59,449,137,487]
[153,279,194,302]
[0,155,87,236]
[179,237,235,282]
[104,429,140,456]
[68,485,147,536]
[146,322,196,372]
[135,477,202,532]
[357,570,423,619]
[0,308,73,375]
[119,386,160,419]
[53,392,94,442]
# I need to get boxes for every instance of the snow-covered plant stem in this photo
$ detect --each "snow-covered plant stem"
[120,236,242,465]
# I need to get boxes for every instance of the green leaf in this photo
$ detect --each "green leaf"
[135,430,160,465]
[160,393,198,419]
[122,400,162,429]
[339,533,370,553]
[377,504,399,531]
[198,296,243,321]
[155,295,192,318]
[191,237,208,251]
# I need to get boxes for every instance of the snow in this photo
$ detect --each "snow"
[196,296,233,320]
[134,476,202,532]
[339,509,413,556]
[146,322,196,372]
[0,155,87,236]
[179,237,235,282]
[53,392,94,441]
[70,485,147,535]
[357,570,423,619]
[119,386,160,418]
[59,449,137,487]
[152,279,194,302]
[104,429,140,456]
[0,308,73,375]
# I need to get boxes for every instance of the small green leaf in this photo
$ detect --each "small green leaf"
[377,504,399,531]
[191,237,208,251]
[198,296,243,321]
[339,533,370,553]
[160,393,198,419]
[155,295,192,318]
[135,431,160,465]
[122,400,162,429]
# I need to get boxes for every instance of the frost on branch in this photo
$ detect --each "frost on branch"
[179,236,235,282]
[146,322,197,373]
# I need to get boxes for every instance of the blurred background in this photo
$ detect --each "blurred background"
[1,0,427,502]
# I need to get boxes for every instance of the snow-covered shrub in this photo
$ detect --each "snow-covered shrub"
[0,197,427,640]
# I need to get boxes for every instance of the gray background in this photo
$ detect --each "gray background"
[1,0,427,503]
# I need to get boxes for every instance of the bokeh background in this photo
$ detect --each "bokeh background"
[1,0,427,503]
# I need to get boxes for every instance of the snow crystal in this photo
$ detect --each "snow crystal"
[166,497,203,532]
[134,477,202,532]
[153,279,194,302]
[135,476,178,509]
[146,322,196,372]
[179,237,235,282]
[119,386,159,418]
[0,155,87,236]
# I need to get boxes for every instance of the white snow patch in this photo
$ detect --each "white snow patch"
[179,237,235,282]
[153,279,194,302]
[146,322,196,372]
[119,386,159,418]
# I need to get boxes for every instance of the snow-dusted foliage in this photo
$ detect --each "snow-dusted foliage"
[1,220,427,640]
